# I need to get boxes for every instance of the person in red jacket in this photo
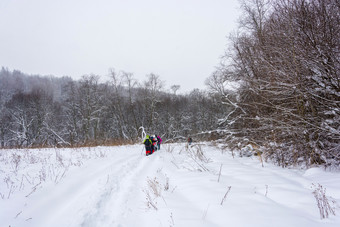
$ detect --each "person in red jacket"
[156,135,162,150]
[150,135,157,153]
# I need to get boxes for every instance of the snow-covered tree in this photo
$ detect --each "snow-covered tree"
[210,0,340,167]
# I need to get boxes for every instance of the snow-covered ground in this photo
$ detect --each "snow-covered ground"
[1,143,340,227]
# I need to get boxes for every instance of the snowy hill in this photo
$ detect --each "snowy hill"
[1,143,340,227]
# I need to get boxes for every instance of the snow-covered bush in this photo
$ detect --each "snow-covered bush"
[239,144,253,157]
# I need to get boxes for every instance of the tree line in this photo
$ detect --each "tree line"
[207,0,339,167]
[0,68,226,148]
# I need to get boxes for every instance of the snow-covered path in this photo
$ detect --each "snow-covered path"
[29,152,144,227]
[5,146,153,227]
[1,143,340,227]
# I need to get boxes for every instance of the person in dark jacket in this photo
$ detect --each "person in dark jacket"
[188,137,192,145]
[143,135,152,156]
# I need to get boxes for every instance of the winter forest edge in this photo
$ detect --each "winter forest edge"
[1,0,339,168]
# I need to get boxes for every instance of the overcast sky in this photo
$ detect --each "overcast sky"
[0,0,240,93]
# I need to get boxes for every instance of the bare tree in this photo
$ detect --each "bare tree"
[170,85,180,95]
[143,73,164,131]
[76,74,105,144]
[121,71,140,138]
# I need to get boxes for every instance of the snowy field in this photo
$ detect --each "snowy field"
[1,143,340,227]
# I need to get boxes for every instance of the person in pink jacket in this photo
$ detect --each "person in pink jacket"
[156,135,162,150]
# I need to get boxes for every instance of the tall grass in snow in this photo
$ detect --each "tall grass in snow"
[312,183,337,219]
[0,147,108,200]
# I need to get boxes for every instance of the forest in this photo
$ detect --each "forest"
[0,68,226,148]
[0,0,339,168]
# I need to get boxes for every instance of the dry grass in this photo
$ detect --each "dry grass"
[186,144,210,172]
[312,183,337,219]
[220,186,232,205]
[143,171,173,211]
[147,177,162,197]
[165,144,175,153]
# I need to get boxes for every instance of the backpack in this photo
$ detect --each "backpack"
[144,139,151,146]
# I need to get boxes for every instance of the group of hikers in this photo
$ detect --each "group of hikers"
[143,134,162,156]
[143,135,193,156]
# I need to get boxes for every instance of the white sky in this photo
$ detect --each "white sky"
[0,0,240,93]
